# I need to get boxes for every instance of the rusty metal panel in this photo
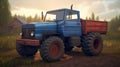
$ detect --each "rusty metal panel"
[16,39,40,46]
[81,19,107,34]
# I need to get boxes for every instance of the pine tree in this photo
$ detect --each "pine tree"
[27,16,33,23]
[22,15,27,21]
[87,13,100,21]
[89,17,91,20]
[96,16,99,21]
[0,0,11,25]
[34,14,38,22]
[110,15,120,32]
[86,17,88,20]
[91,12,95,20]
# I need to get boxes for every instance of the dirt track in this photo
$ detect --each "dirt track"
[34,51,120,67]
[0,49,120,67]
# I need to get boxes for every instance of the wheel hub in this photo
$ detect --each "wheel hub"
[93,39,100,50]
[49,43,60,57]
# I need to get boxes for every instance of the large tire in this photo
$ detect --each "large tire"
[16,44,38,57]
[40,36,64,62]
[81,32,103,56]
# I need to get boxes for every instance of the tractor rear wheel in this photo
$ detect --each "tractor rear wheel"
[81,32,103,56]
[40,36,64,62]
[16,44,38,57]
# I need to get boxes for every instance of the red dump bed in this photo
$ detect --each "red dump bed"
[81,19,107,34]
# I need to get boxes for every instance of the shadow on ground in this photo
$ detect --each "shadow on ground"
[0,50,120,67]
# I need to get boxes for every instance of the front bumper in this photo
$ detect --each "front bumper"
[16,39,40,46]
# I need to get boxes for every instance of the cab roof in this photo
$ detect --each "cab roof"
[47,8,79,14]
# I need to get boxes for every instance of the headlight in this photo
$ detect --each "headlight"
[30,32,34,36]
[20,32,22,36]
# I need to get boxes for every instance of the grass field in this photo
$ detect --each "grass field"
[102,32,120,54]
[0,35,20,51]
[0,32,120,67]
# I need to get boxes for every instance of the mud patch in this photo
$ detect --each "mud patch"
[34,51,73,62]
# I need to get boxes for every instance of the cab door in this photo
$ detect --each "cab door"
[62,11,82,37]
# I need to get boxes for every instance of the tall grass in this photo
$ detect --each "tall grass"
[102,32,120,54]
[102,32,120,40]
[0,35,20,51]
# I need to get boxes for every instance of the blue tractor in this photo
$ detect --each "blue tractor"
[16,8,107,61]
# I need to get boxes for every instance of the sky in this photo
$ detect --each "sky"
[9,0,120,20]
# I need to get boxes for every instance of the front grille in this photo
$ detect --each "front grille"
[22,28,35,39]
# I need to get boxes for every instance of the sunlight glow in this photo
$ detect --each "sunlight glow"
[11,7,43,17]
[77,3,91,19]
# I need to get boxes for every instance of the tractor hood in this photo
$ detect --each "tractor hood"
[22,22,57,39]
[22,22,56,28]
[34,22,57,29]
[34,22,57,33]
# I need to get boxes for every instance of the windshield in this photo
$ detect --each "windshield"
[44,11,64,22]
[66,10,78,21]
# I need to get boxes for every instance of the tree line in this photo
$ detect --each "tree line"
[109,15,120,32]
[86,12,99,21]
[15,12,99,23]
[13,14,43,23]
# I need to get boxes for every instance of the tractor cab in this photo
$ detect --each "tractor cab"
[43,9,82,37]
[44,8,80,23]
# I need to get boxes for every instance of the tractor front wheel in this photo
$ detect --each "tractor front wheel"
[16,44,38,57]
[40,36,64,62]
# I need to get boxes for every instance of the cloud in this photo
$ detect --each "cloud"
[98,9,120,20]
[97,0,120,20]
[9,0,73,10]
[76,0,106,19]
[9,0,120,20]
[11,7,43,17]
[89,1,106,14]
[9,0,99,10]
[108,0,120,10]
